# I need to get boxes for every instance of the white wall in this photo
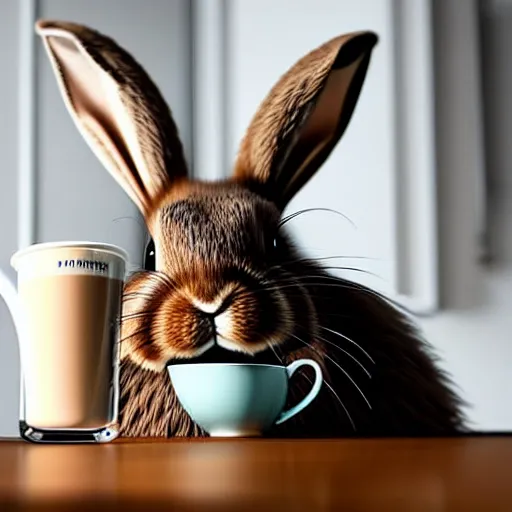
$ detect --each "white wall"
[0,0,22,438]
[0,0,191,436]
[418,0,512,431]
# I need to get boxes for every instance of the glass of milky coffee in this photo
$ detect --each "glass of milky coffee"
[10,241,127,443]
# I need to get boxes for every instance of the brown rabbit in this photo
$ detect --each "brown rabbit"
[36,20,467,438]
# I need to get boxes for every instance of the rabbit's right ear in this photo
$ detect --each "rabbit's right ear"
[35,20,188,219]
[232,32,377,211]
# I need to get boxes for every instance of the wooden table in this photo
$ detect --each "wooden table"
[0,436,511,511]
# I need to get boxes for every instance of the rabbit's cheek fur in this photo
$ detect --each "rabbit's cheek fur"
[120,259,322,370]
[167,282,293,355]
[120,271,178,371]
[121,275,219,370]
[153,292,216,356]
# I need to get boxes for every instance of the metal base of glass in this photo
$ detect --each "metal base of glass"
[19,420,119,444]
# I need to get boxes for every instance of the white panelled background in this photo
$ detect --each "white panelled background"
[0,0,192,436]
[1,0,511,436]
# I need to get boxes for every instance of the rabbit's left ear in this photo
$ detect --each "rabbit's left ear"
[35,20,189,219]
[232,32,378,210]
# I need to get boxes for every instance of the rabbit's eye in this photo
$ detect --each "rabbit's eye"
[144,239,156,271]
[265,231,281,259]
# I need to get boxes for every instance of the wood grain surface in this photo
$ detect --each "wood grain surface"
[0,436,511,511]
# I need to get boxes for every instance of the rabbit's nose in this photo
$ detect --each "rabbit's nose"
[191,292,235,318]
[192,299,222,315]
[192,297,231,318]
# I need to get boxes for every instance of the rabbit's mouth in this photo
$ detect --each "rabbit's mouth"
[168,344,284,367]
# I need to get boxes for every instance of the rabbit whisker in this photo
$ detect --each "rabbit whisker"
[296,273,379,285]
[120,311,157,322]
[277,255,379,267]
[302,373,356,431]
[147,271,175,287]
[318,326,375,365]
[126,269,175,288]
[118,327,151,345]
[267,342,285,366]
[253,282,386,302]
[268,269,381,282]
[278,207,356,230]
[260,270,412,315]
[111,215,147,237]
[290,333,371,410]
[125,269,150,278]
[261,281,408,313]
[313,331,371,378]
[316,266,382,279]
[123,292,155,301]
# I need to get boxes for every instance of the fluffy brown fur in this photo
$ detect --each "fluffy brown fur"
[36,20,467,438]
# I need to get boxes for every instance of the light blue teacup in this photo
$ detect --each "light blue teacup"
[167,359,323,437]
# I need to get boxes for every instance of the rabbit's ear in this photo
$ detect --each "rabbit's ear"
[232,32,378,210]
[35,20,188,219]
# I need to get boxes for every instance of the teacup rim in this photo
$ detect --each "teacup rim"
[166,362,285,370]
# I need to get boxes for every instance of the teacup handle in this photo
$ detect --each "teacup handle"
[275,358,323,425]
